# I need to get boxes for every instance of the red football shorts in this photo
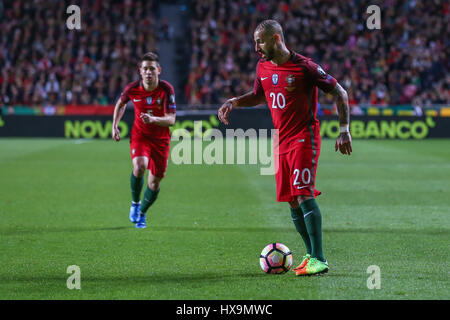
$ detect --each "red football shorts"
[130,132,170,178]
[275,145,321,202]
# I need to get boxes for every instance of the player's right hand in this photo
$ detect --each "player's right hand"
[335,132,352,155]
[112,126,121,141]
[218,99,233,125]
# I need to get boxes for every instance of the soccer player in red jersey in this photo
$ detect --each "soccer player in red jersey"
[218,20,352,275]
[112,52,176,229]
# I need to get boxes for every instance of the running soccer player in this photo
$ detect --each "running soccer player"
[218,20,352,275]
[112,52,176,229]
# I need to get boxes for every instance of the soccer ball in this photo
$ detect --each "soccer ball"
[259,243,293,274]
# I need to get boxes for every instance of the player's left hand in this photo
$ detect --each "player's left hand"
[140,112,155,124]
[335,132,352,155]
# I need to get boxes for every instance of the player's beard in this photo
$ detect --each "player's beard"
[261,47,275,61]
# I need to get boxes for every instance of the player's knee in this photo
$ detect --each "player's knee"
[149,181,160,191]
[133,164,147,177]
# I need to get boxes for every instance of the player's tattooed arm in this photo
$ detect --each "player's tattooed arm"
[140,112,176,127]
[218,91,266,125]
[330,83,352,155]
[112,99,127,141]
[331,83,350,126]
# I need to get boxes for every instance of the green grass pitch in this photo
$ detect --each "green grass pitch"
[0,138,449,300]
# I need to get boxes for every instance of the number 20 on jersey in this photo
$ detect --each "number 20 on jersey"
[269,92,286,109]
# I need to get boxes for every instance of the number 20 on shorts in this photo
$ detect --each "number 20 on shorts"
[293,168,311,189]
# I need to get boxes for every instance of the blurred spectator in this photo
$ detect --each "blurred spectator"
[412,96,424,116]
[159,18,174,41]
[45,73,60,96]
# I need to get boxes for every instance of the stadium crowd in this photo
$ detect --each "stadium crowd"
[186,0,449,111]
[0,0,448,111]
[0,0,163,106]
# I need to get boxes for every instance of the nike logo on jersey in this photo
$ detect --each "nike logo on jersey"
[133,99,141,102]
[296,186,309,190]
[261,77,268,81]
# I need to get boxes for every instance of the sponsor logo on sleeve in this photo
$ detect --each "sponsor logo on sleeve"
[317,65,327,77]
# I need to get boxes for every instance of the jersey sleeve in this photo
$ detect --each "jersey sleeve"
[252,61,265,97]
[119,85,131,104]
[161,81,176,114]
[305,60,337,93]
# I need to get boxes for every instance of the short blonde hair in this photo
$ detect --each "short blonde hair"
[255,20,285,42]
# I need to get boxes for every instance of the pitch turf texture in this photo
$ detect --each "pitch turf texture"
[1,138,449,300]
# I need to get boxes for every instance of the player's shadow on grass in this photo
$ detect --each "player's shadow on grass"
[0,271,267,285]
[1,226,130,235]
[129,271,268,285]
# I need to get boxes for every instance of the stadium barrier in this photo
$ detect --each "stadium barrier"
[1,108,449,139]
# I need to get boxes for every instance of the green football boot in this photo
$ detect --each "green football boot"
[295,257,328,276]
[292,254,311,272]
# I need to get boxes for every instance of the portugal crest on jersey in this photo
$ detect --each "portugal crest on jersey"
[146,97,153,105]
[285,74,296,92]
[156,97,162,109]
[272,74,279,85]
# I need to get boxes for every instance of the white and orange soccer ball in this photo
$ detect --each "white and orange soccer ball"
[259,243,293,274]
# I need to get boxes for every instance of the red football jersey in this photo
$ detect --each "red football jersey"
[253,51,337,154]
[120,80,176,140]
